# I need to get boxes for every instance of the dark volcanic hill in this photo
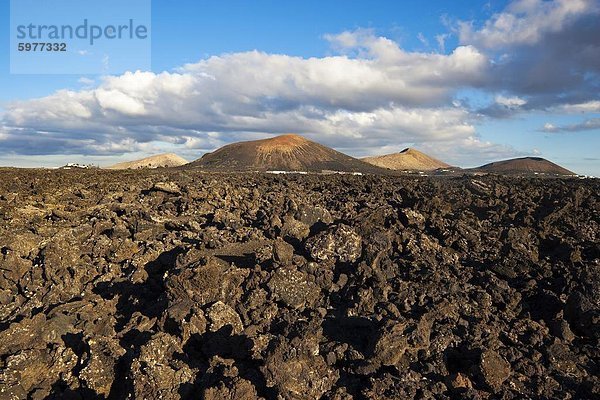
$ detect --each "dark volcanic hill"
[362,148,451,171]
[188,134,386,173]
[474,157,575,175]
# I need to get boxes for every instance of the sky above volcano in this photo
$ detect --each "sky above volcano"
[0,0,599,175]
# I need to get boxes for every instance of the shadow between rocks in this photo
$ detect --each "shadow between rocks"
[180,326,277,399]
[91,246,185,399]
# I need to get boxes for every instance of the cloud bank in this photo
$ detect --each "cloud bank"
[542,118,600,133]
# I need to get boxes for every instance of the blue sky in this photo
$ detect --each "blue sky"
[0,0,599,175]
[0,0,496,99]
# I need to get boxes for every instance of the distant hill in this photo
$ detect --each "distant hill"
[187,134,386,174]
[362,148,451,171]
[473,157,574,175]
[107,153,188,170]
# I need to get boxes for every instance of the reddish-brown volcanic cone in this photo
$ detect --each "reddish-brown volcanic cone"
[187,134,386,173]
[362,148,451,171]
[474,157,575,175]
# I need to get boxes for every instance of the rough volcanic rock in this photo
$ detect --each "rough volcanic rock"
[305,224,362,263]
[130,333,196,399]
[262,335,338,400]
[267,268,320,310]
[272,239,294,265]
[206,301,244,334]
[479,349,511,391]
[203,377,260,400]
[0,168,597,399]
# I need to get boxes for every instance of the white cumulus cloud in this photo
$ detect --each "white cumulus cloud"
[459,0,596,48]
[558,100,600,113]
[0,30,493,159]
[495,95,527,108]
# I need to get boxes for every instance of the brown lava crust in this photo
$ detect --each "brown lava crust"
[0,168,598,399]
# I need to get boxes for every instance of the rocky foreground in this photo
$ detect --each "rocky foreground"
[0,169,598,399]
